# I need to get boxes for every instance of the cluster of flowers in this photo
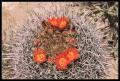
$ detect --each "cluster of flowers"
[33,47,79,70]
[33,17,79,70]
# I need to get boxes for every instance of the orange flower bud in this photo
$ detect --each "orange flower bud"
[47,57,55,63]
[66,38,77,44]
[33,38,40,46]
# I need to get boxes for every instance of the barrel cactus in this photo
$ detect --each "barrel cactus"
[2,2,110,79]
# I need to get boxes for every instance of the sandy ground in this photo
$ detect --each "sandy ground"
[2,2,118,79]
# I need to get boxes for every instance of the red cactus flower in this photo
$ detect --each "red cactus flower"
[65,47,79,62]
[48,17,59,28]
[33,48,46,63]
[58,17,68,29]
[48,17,68,29]
[55,53,70,70]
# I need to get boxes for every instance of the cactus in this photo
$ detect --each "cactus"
[2,2,110,79]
